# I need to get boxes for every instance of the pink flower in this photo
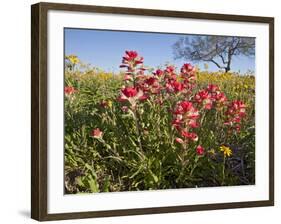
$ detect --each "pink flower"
[91,128,103,138]
[121,87,138,98]
[215,92,228,104]
[188,120,199,128]
[165,65,175,73]
[195,89,209,101]
[196,145,204,155]
[145,77,157,86]
[224,100,247,132]
[174,101,193,114]
[154,69,164,76]
[174,101,200,119]
[194,89,213,110]
[207,84,219,92]
[172,101,199,130]
[204,101,212,110]
[172,119,182,130]
[139,94,149,101]
[121,106,129,112]
[136,75,161,95]
[181,131,198,142]
[181,63,195,74]
[123,51,137,61]
[175,137,184,144]
[195,84,229,109]
[180,63,196,85]
[226,100,246,117]
[118,87,147,105]
[64,86,76,95]
[171,81,184,92]
[121,50,143,65]
[172,100,200,143]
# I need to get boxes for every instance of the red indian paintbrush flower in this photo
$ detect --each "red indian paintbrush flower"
[181,63,196,82]
[121,50,144,66]
[181,63,195,74]
[188,119,199,128]
[226,100,246,117]
[154,69,164,77]
[165,65,175,74]
[215,92,227,104]
[194,89,213,110]
[135,75,161,95]
[181,131,198,141]
[91,128,103,138]
[207,84,228,106]
[165,80,185,93]
[194,84,228,110]
[224,100,246,132]
[121,87,138,98]
[123,51,137,61]
[145,77,158,86]
[206,84,220,93]
[64,86,76,95]
[118,86,148,106]
[171,81,185,93]
[175,137,184,144]
[196,145,204,155]
[172,101,200,142]
[173,101,199,118]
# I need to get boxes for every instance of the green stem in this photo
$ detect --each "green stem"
[132,108,144,153]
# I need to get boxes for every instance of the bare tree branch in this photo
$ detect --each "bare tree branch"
[173,36,255,73]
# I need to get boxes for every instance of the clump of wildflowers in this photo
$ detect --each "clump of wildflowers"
[194,84,227,110]
[64,50,254,193]
[118,50,247,157]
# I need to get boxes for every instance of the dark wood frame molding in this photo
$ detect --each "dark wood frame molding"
[31,2,274,221]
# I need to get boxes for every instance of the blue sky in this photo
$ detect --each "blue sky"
[64,28,255,74]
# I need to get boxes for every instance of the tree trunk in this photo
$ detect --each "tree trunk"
[224,66,230,73]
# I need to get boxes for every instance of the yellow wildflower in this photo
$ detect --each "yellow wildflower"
[108,100,113,108]
[208,148,216,155]
[66,55,80,65]
[219,145,232,157]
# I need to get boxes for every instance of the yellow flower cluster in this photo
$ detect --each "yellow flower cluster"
[197,71,254,88]
[95,72,114,81]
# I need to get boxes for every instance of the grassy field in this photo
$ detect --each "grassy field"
[64,52,255,194]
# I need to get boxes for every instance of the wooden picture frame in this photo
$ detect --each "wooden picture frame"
[31,2,274,221]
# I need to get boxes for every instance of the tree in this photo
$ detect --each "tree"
[173,36,255,73]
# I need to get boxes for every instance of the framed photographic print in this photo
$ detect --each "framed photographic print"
[31,2,274,221]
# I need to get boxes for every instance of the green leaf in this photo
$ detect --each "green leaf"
[87,176,99,193]
[76,176,84,187]
[149,170,159,183]
[130,165,144,179]
[102,176,110,192]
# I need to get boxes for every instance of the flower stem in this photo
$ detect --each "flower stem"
[132,108,144,153]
